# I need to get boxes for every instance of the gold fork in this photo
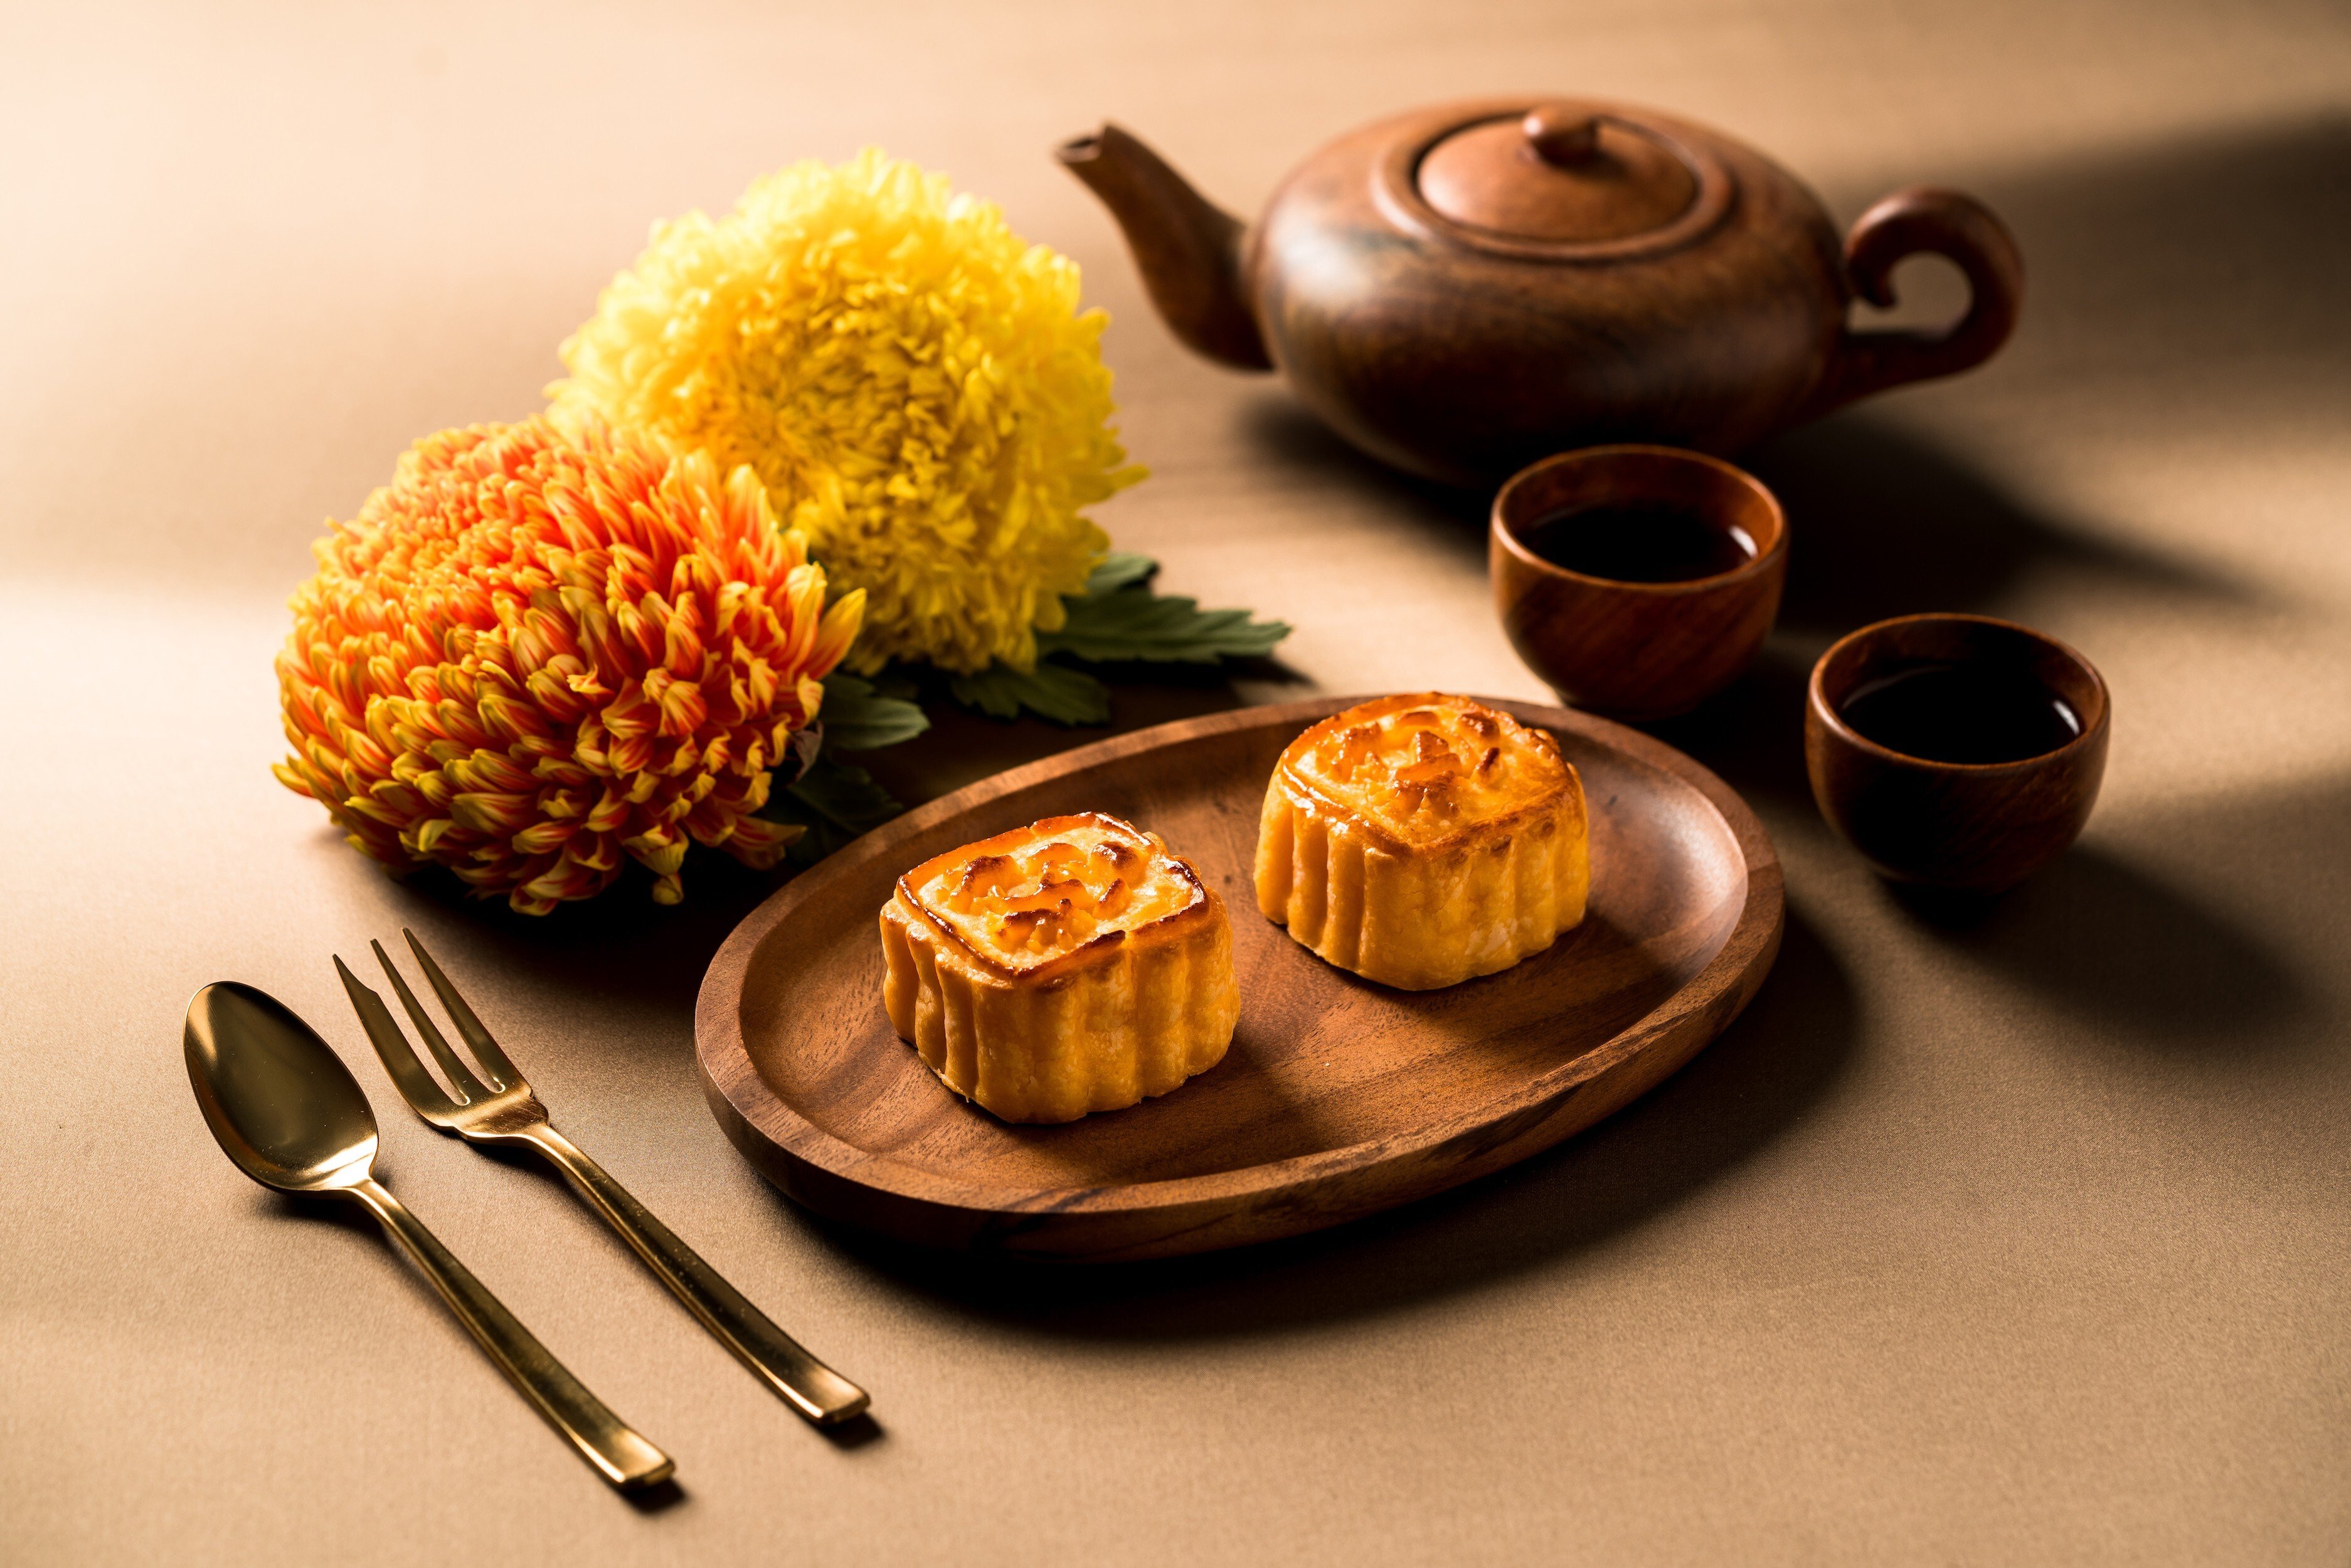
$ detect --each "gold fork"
[334,930,869,1427]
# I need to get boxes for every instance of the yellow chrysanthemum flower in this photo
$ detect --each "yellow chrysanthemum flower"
[549,149,1144,675]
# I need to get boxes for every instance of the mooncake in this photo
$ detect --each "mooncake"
[1255,694,1588,990]
[879,812,1238,1123]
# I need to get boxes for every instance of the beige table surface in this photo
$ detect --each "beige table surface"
[6,1,2351,1562]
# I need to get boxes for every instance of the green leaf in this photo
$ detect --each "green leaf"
[947,660,1112,725]
[1038,586,1292,664]
[761,751,906,866]
[817,671,930,751]
[1085,551,1159,595]
[933,552,1286,724]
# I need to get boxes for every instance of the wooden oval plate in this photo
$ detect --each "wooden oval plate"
[696,697,1781,1262]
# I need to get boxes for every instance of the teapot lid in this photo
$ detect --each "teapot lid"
[1383,99,1734,263]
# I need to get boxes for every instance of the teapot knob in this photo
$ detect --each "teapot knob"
[1522,105,1601,166]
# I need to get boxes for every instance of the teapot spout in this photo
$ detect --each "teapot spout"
[1058,125,1272,371]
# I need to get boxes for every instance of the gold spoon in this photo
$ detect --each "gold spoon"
[183,981,674,1491]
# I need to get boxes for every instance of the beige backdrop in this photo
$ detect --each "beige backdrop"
[5,1,2350,1562]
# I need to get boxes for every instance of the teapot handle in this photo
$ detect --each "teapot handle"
[1807,187,2024,417]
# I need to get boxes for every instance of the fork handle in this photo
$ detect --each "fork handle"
[345,1177,676,1489]
[517,1125,871,1426]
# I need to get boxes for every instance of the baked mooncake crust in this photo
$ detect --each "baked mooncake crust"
[1255,694,1589,990]
[879,812,1238,1123]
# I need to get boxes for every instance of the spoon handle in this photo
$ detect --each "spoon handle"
[517,1124,870,1425]
[344,1177,675,1490]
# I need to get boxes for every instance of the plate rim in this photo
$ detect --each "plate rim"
[695,695,1782,1235]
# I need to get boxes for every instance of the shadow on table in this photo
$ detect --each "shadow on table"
[785,906,1855,1342]
[1881,776,2342,1058]
[1942,110,2351,424]
[1745,416,2259,637]
[1643,639,1822,818]
[1238,395,1489,548]
[375,857,783,1023]
[1887,849,2310,1052]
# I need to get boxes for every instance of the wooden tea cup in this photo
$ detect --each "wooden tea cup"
[1490,445,1788,720]
[1805,613,2111,892]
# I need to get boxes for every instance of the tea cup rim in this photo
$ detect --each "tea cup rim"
[1808,612,2111,774]
[1490,444,1787,597]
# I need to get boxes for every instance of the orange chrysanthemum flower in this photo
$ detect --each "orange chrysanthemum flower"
[273,416,865,913]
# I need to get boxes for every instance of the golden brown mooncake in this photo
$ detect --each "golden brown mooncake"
[879,812,1238,1124]
[1255,694,1589,990]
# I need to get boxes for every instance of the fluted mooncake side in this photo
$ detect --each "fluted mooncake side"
[1255,694,1588,990]
[880,812,1237,1123]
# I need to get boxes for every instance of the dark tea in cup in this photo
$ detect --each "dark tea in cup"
[1836,660,2083,765]
[1520,500,1758,584]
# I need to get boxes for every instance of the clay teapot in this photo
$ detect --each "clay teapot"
[1059,98,2024,485]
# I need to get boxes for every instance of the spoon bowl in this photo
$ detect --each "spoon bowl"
[186,982,379,1194]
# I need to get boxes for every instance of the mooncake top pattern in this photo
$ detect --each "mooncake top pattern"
[1280,694,1572,848]
[900,812,1206,973]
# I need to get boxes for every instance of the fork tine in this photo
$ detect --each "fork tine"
[335,955,462,1121]
[371,940,494,1103]
[403,928,523,1089]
